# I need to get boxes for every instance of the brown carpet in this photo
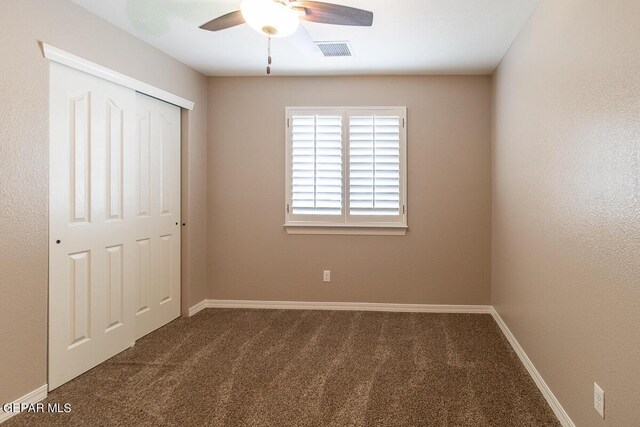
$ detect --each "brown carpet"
[6,309,559,426]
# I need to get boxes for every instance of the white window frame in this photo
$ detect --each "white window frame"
[284,106,408,235]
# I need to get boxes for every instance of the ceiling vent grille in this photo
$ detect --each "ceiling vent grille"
[315,42,354,57]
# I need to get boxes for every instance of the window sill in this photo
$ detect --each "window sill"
[284,224,408,236]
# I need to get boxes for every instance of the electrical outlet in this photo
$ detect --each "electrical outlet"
[594,383,605,418]
[323,270,331,283]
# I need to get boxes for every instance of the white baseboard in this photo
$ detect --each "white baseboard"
[188,299,209,317]
[189,299,492,315]
[491,308,574,427]
[0,384,48,424]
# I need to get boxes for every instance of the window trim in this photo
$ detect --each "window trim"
[284,106,408,235]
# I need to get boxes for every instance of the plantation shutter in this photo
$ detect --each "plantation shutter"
[348,112,402,216]
[290,113,343,216]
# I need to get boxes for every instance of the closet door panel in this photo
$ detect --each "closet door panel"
[49,64,137,389]
[134,93,181,340]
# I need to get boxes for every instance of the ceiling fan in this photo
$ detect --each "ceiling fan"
[199,0,374,73]
[200,0,373,37]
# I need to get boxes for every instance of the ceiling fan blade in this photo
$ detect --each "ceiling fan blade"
[290,1,373,26]
[289,25,322,55]
[199,10,245,31]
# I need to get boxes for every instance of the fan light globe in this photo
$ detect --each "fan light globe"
[240,0,299,38]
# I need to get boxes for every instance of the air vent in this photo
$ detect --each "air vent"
[315,41,354,57]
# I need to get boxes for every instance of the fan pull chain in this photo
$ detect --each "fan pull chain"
[267,37,272,75]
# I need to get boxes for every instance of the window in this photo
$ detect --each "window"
[285,107,407,235]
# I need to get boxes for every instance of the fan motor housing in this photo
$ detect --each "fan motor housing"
[262,25,278,35]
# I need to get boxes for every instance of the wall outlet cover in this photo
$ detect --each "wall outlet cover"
[594,382,605,418]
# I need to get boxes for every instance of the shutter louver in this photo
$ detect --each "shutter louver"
[291,114,343,215]
[349,115,401,216]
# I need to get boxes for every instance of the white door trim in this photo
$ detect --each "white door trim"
[41,43,195,111]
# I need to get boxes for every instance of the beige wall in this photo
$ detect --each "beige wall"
[0,0,208,405]
[492,1,640,425]
[208,76,492,305]
[11,2,638,423]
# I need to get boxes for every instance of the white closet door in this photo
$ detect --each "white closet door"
[49,64,137,389]
[134,93,181,340]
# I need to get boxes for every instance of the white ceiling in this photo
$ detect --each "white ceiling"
[70,0,540,76]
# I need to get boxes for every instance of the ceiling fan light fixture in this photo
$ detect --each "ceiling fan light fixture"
[240,0,300,38]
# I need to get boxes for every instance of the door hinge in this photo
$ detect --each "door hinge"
[287,118,290,128]
[402,205,406,214]
[402,118,405,128]
[286,203,290,213]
